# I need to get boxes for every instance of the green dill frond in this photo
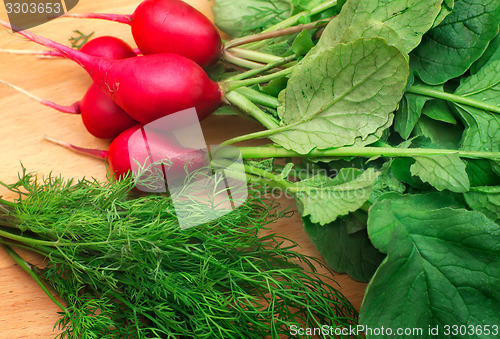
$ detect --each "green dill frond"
[0,169,359,338]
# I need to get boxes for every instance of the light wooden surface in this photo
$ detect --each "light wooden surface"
[0,1,367,337]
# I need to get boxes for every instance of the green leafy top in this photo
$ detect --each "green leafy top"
[362,193,500,333]
[212,0,292,37]
[411,0,500,85]
[313,0,444,55]
[270,37,409,153]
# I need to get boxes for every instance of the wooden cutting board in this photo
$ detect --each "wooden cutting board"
[0,1,367,337]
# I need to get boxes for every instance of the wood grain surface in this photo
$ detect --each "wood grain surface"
[0,1,367,337]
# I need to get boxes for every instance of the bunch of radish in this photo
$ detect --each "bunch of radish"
[0,0,228,180]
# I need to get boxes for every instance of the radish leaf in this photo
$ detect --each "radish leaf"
[454,61,500,153]
[270,38,408,153]
[410,154,470,192]
[414,115,462,149]
[362,194,500,333]
[430,0,454,29]
[464,186,500,223]
[212,0,292,37]
[304,214,385,282]
[395,92,433,139]
[471,32,500,74]
[292,168,380,225]
[466,159,500,187]
[314,0,444,54]
[411,0,500,85]
[421,99,457,125]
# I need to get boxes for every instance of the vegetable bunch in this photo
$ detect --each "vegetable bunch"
[210,0,500,336]
[1,0,500,337]
[0,170,358,338]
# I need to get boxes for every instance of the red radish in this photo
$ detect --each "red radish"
[0,79,138,139]
[0,37,140,58]
[63,0,223,68]
[45,124,208,181]
[78,36,137,59]
[78,84,138,139]
[0,35,140,139]
[0,20,223,125]
[70,36,138,138]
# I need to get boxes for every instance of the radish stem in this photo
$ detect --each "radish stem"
[225,91,280,129]
[224,54,296,82]
[224,68,294,91]
[222,50,265,69]
[62,12,133,24]
[235,146,500,160]
[0,80,79,114]
[407,85,500,114]
[235,87,281,109]
[228,48,283,64]
[44,136,107,160]
[225,18,331,49]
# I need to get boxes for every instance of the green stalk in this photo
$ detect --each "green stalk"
[242,165,295,191]
[0,228,62,247]
[0,237,58,257]
[221,50,264,69]
[235,146,500,160]
[235,87,281,108]
[407,85,500,114]
[220,127,287,146]
[224,68,294,92]
[210,156,294,193]
[1,244,68,313]
[229,48,283,64]
[225,91,280,129]
[224,54,297,82]
[0,198,16,208]
[225,19,331,49]
[243,1,338,50]
[0,227,127,248]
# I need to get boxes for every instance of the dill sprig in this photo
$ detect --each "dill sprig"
[0,169,359,338]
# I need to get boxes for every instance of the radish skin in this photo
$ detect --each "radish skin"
[45,124,207,181]
[79,84,138,139]
[63,0,223,68]
[0,20,223,125]
[79,36,137,59]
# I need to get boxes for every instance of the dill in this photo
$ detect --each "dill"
[0,169,358,338]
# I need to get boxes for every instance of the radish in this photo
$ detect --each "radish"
[63,0,223,68]
[0,36,140,59]
[78,84,138,139]
[78,36,137,59]
[67,36,138,138]
[45,124,208,182]
[0,35,140,139]
[0,20,223,125]
[0,80,137,139]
